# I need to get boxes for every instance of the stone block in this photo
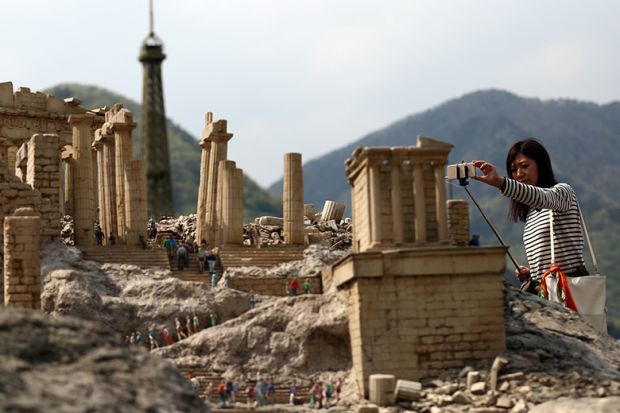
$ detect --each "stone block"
[0,81,14,107]
[368,374,395,406]
[393,379,421,402]
[470,381,486,395]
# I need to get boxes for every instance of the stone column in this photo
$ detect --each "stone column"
[214,160,226,246]
[99,131,117,244]
[3,207,41,309]
[62,148,74,216]
[27,133,60,213]
[447,199,469,246]
[113,122,136,243]
[413,162,427,243]
[390,161,404,245]
[231,167,244,244]
[217,160,237,245]
[93,135,106,238]
[124,160,147,246]
[7,145,17,175]
[368,163,382,246]
[204,120,232,245]
[68,114,95,246]
[434,163,449,242]
[92,146,99,212]
[320,201,346,222]
[195,114,212,244]
[283,153,304,245]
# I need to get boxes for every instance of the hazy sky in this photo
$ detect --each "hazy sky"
[2,0,619,187]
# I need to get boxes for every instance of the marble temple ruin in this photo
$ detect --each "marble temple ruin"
[330,136,507,395]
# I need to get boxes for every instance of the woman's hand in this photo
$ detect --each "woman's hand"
[471,160,505,188]
[515,266,531,282]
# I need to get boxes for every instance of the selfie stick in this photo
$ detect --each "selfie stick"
[456,169,520,270]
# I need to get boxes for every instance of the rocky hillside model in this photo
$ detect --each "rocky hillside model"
[0,306,209,413]
[26,239,620,411]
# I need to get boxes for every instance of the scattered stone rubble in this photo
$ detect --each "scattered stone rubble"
[60,215,74,245]
[150,210,353,250]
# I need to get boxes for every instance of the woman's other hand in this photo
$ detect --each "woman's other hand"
[471,160,505,188]
[515,266,531,282]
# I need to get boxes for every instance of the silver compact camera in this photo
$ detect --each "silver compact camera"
[446,162,477,180]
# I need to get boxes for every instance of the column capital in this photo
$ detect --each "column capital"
[94,128,114,145]
[199,138,212,150]
[209,132,233,144]
[110,121,137,133]
[68,113,95,126]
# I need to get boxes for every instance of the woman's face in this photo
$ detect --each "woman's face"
[510,153,539,186]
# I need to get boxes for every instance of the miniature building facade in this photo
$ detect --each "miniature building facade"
[332,136,507,396]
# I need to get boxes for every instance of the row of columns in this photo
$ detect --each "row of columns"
[89,105,146,246]
[195,113,305,247]
[196,113,249,247]
[367,160,448,247]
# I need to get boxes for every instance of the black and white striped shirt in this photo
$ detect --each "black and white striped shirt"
[501,179,585,280]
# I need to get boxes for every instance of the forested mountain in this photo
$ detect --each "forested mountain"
[45,84,281,220]
[268,89,620,334]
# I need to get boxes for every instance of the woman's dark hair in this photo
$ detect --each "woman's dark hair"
[506,138,557,222]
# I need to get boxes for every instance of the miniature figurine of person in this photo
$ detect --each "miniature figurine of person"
[175,317,187,340]
[162,327,174,346]
[303,278,311,294]
[249,291,256,309]
[192,314,200,333]
[148,329,159,350]
[186,315,194,336]
[289,277,299,296]
[210,312,217,327]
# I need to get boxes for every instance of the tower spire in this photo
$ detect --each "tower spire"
[139,0,174,217]
[149,0,154,35]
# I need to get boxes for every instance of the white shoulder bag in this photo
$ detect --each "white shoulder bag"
[545,207,607,334]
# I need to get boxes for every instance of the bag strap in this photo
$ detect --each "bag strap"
[549,209,555,264]
[576,201,599,273]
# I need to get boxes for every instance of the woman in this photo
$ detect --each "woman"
[472,138,586,287]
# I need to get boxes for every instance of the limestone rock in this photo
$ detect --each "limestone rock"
[0,306,208,412]
[471,381,487,395]
[529,397,620,413]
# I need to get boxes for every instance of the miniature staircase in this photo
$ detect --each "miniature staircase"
[218,245,305,269]
[79,245,171,270]
[176,365,309,406]
[170,245,306,289]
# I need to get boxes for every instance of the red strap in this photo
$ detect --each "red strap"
[540,263,578,312]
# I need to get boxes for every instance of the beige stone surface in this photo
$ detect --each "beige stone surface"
[368,374,396,406]
[345,137,453,252]
[3,207,41,309]
[0,82,103,155]
[195,113,212,243]
[283,152,304,245]
[203,116,232,245]
[108,105,136,243]
[124,160,147,246]
[447,199,469,246]
[68,114,95,246]
[27,134,60,218]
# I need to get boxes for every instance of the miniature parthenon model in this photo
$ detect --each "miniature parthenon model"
[330,136,507,395]
[0,82,148,308]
